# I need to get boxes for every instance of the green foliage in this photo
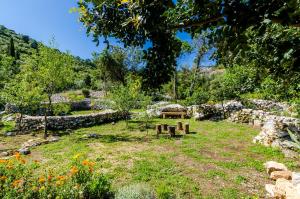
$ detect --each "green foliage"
[52,103,71,116]
[2,73,43,116]
[259,76,283,100]
[115,183,156,199]
[0,54,16,89]
[0,154,112,199]
[184,88,209,106]
[111,75,150,127]
[93,47,127,93]
[82,89,90,98]
[76,0,299,89]
[287,129,300,150]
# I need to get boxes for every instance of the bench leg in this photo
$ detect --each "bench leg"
[163,114,166,119]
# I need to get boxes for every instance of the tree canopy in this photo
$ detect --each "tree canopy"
[76,0,300,89]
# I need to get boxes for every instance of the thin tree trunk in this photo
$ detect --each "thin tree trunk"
[44,95,52,139]
[17,112,23,133]
[221,99,225,119]
[173,67,178,100]
[189,55,201,97]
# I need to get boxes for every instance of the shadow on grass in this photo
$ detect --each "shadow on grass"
[79,134,153,143]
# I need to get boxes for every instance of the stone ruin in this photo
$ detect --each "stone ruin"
[147,100,300,157]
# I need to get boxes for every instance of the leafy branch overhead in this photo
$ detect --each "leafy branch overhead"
[76,0,300,89]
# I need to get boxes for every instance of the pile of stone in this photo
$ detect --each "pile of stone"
[188,100,244,120]
[229,109,300,157]
[264,161,300,198]
[249,99,291,113]
[0,136,60,157]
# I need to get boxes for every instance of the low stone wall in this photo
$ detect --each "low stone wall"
[187,100,244,120]
[247,99,291,113]
[229,109,300,157]
[16,110,127,133]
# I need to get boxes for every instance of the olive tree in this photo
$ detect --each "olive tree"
[3,74,42,132]
[24,42,74,137]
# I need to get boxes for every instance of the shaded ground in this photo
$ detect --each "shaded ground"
[1,119,299,198]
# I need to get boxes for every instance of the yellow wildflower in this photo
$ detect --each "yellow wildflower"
[38,177,46,183]
[0,176,7,181]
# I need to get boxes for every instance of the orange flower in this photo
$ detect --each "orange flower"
[82,159,95,167]
[70,166,79,175]
[15,152,21,160]
[0,159,7,164]
[57,175,66,181]
[89,167,94,173]
[21,159,26,164]
[47,175,52,181]
[12,179,23,188]
[82,159,89,166]
[38,177,46,183]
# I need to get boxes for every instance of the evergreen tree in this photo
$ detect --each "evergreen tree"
[7,37,15,57]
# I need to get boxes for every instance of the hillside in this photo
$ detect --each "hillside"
[0,25,95,90]
[0,25,39,63]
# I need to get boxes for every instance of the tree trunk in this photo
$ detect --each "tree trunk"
[189,56,201,97]
[44,95,52,139]
[17,112,23,133]
[221,100,225,119]
[173,67,178,100]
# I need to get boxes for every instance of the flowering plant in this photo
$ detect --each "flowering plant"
[0,153,112,199]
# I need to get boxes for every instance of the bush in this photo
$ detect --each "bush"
[184,88,209,105]
[115,183,156,199]
[82,89,91,98]
[0,153,113,199]
[259,76,282,100]
[52,103,71,116]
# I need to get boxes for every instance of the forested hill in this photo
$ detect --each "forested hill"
[0,25,95,92]
[0,25,39,62]
[0,25,94,66]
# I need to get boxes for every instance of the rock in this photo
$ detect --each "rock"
[194,112,205,121]
[274,178,294,198]
[0,151,9,157]
[160,104,187,113]
[286,186,300,199]
[48,136,60,143]
[18,148,31,155]
[270,170,292,181]
[292,173,300,187]
[4,131,16,136]
[86,134,99,138]
[264,161,288,175]
[265,184,276,197]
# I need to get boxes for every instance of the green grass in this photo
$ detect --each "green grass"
[0,120,15,134]
[3,117,299,198]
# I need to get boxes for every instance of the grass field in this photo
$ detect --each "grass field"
[1,118,299,198]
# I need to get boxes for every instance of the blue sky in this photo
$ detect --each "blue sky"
[0,0,215,66]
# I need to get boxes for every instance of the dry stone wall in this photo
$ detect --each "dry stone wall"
[229,109,300,157]
[15,110,127,133]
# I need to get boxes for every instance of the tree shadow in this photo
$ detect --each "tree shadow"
[78,134,153,143]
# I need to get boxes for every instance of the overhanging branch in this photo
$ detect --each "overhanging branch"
[171,15,224,29]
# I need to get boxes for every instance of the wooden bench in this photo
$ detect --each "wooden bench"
[161,111,187,119]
